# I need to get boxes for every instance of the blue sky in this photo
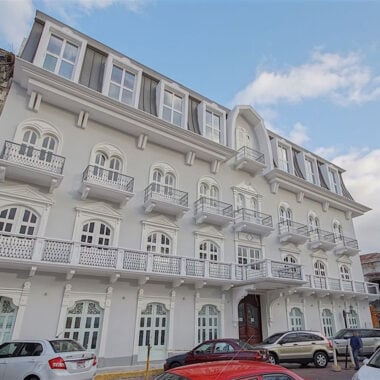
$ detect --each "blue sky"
[1,0,380,253]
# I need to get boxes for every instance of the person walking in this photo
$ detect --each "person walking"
[350,331,363,370]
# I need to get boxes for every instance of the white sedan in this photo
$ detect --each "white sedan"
[0,339,97,380]
[352,347,380,380]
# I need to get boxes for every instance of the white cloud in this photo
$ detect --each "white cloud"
[289,122,310,146]
[0,0,34,52]
[330,148,380,253]
[232,50,380,107]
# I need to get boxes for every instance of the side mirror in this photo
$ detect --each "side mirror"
[363,358,369,365]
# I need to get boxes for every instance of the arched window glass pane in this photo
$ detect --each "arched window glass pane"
[199,240,218,261]
[64,301,103,352]
[210,186,219,200]
[284,255,296,264]
[146,232,171,254]
[322,309,335,337]
[0,297,17,343]
[22,130,38,145]
[197,305,219,343]
[200,183,208,197]
[289,307,304,331]
[81,221,111,246]
[0,207,38,236]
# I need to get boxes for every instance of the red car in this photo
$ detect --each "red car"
[157,360,305,380]
[163,338,268,371]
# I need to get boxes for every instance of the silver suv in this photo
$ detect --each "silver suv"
[333,328,380,357]
[0,339,97,380]
[252,330,333,368]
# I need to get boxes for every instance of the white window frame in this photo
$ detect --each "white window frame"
[237,245,261,265]
[198,101,226,144]
[278,144,291,173]
[156,81,189,129]
[289,307,305,331]
[305,156,317,185]
[194,226,224,262]
[283,254,297,264]
[146,231,172,254]
[103,55,142,109]
[321,309,335,338]
[235,126,252,150]
[199,239,219,261]
[197,304,220,343]
[340,264,351,280]
[0,206,39,236]
[33,21,87,83]
[313,259,327,277]
[347,310,359,329]
[0,296,17,344]
[328,167,341,194]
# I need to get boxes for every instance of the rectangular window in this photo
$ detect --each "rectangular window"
[305,158,316,184]
[237,246,261,265]
[206,110,221,143]
[43,34,79,80]
[328,169,339,193]
[162,89,183,127]
[108,65,136,105]
[278,145,290,173]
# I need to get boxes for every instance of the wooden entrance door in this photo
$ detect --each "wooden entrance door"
[238,294,262,344]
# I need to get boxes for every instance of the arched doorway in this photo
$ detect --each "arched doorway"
[238,294,262,344]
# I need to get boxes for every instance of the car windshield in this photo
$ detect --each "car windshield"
[334,329,352,339]
[368,350,380,369]
[262,332,286,344]
[49,340,85,353]
[235,340,256,350]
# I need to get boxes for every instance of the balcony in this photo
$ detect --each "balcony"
[234,208,274,236]
[308,228,336,251]
[80,165,134,206]
[278,220,309,245]
[0,140,65,192]
[334,236,359,257]
[234,146,266,176]
[143,183,189,217]
[194,197,234,226]
[0,232,311,290]
[300,274,379,299]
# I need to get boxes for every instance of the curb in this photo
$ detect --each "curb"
[95,368,164,380]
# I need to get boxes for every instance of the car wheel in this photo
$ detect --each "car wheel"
[313,351,328,368]
[170,361,182,369]
[25,376,39,380]
[268,352,278,365]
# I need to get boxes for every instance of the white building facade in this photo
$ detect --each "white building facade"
[0,11,378,369]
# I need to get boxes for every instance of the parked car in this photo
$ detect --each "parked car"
[352,347,380,380]
[333,328,380,357]
[163,338,268,370]
[0,339,97,380]
[252,330,333,368]
[158,359,305,380]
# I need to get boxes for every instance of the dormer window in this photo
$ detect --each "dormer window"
[198,102,226,144]
[305,157,317,184]
[328,168,340,194]
[163,90,183,127]
[278,145,290,173]
[43,34,79,80]
[156,82,188,129]
[108,65,136,105]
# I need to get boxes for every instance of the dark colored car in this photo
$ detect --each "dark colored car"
[158,360,305,380]
[163,338,268,371]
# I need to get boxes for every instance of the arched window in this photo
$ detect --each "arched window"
[151,166,177,197]
[236,126,251,150]
[0,207,38,236]
[199,179,220,208]
[279,207,292,223]
[92,151,123,182]
[347,310,359,328]
[138,303,168,358]
[340,265,351,280]
[322,309,335,337]
[63,301,103,352]
[81,221,112,246]
[236,194,244,210]
[289,307,304,331]
[314,260,326,277]
[249,197,258,211]
[308,214,320,231]
[0,297,17,343]
[333,221,343,242]
[283,255,297,264]
[146,232,171,254]
[198,305,220,343]
[40,135,58,162]
[199,240,219,261]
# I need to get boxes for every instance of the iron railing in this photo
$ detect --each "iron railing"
[236,146,265,164]
[194,197,233,218]
[0,140,65,174]
[234,208,273,227]
[278,220,309,237]
[82,165,134,192]
[308,228,335,244]
[144,183,188,207]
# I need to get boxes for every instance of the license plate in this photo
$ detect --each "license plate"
[77,360,85,368]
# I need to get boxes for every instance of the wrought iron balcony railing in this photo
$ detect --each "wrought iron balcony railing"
[144,183,188,207]
[334,235,359,250]
[236,146,265,164]
[234,208,273,227]
[309,228,335,244]
[194,197,233,217]
[278,220,309,237]
[0,140,65,174]
[82,165,134,192]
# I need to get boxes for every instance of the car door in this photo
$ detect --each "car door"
[0,342,23,380]
[213,341,236,361]
[359,329,373,356]
[2,342,44,380]
[185,342,215,365]
[277,333,304,360]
